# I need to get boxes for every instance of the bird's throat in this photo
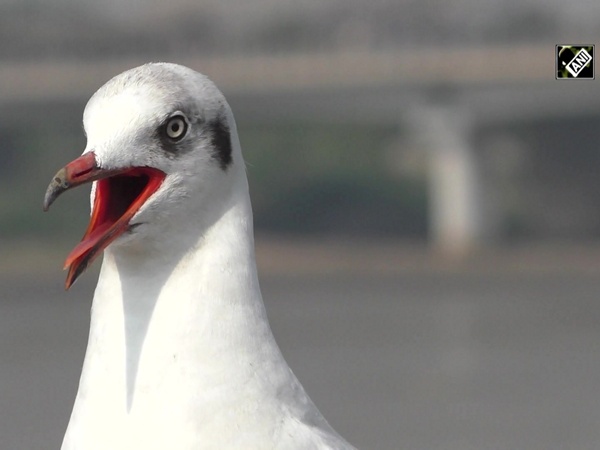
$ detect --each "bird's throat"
[68,192,283,427]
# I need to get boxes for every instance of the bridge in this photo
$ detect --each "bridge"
[2,44,597,252]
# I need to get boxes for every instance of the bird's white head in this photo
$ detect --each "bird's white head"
[43,63,245,288]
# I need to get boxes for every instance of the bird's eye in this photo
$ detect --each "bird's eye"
[165,115,188,141]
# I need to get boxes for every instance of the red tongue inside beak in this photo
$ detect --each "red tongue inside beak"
[43,152,166,289]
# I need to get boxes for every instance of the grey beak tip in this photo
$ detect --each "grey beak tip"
[43,186,56,212]
[43,167,71,212]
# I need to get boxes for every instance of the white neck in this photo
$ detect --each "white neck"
[96,187,274,404]
[62,160,352,449]
[62,177,327,449]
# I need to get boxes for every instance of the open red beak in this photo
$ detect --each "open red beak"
[43,152,166,289]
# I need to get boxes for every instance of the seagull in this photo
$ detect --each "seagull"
[43,63,357,450]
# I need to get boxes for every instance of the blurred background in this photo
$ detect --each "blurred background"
[2,0,600,449]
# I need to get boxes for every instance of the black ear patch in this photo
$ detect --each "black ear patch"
[207,114,232,170]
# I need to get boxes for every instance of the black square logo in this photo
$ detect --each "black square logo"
[556,45,594,79]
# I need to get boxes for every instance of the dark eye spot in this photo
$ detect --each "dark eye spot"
[207,114,232,170]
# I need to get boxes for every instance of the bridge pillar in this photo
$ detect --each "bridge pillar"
[417,106,487,255]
